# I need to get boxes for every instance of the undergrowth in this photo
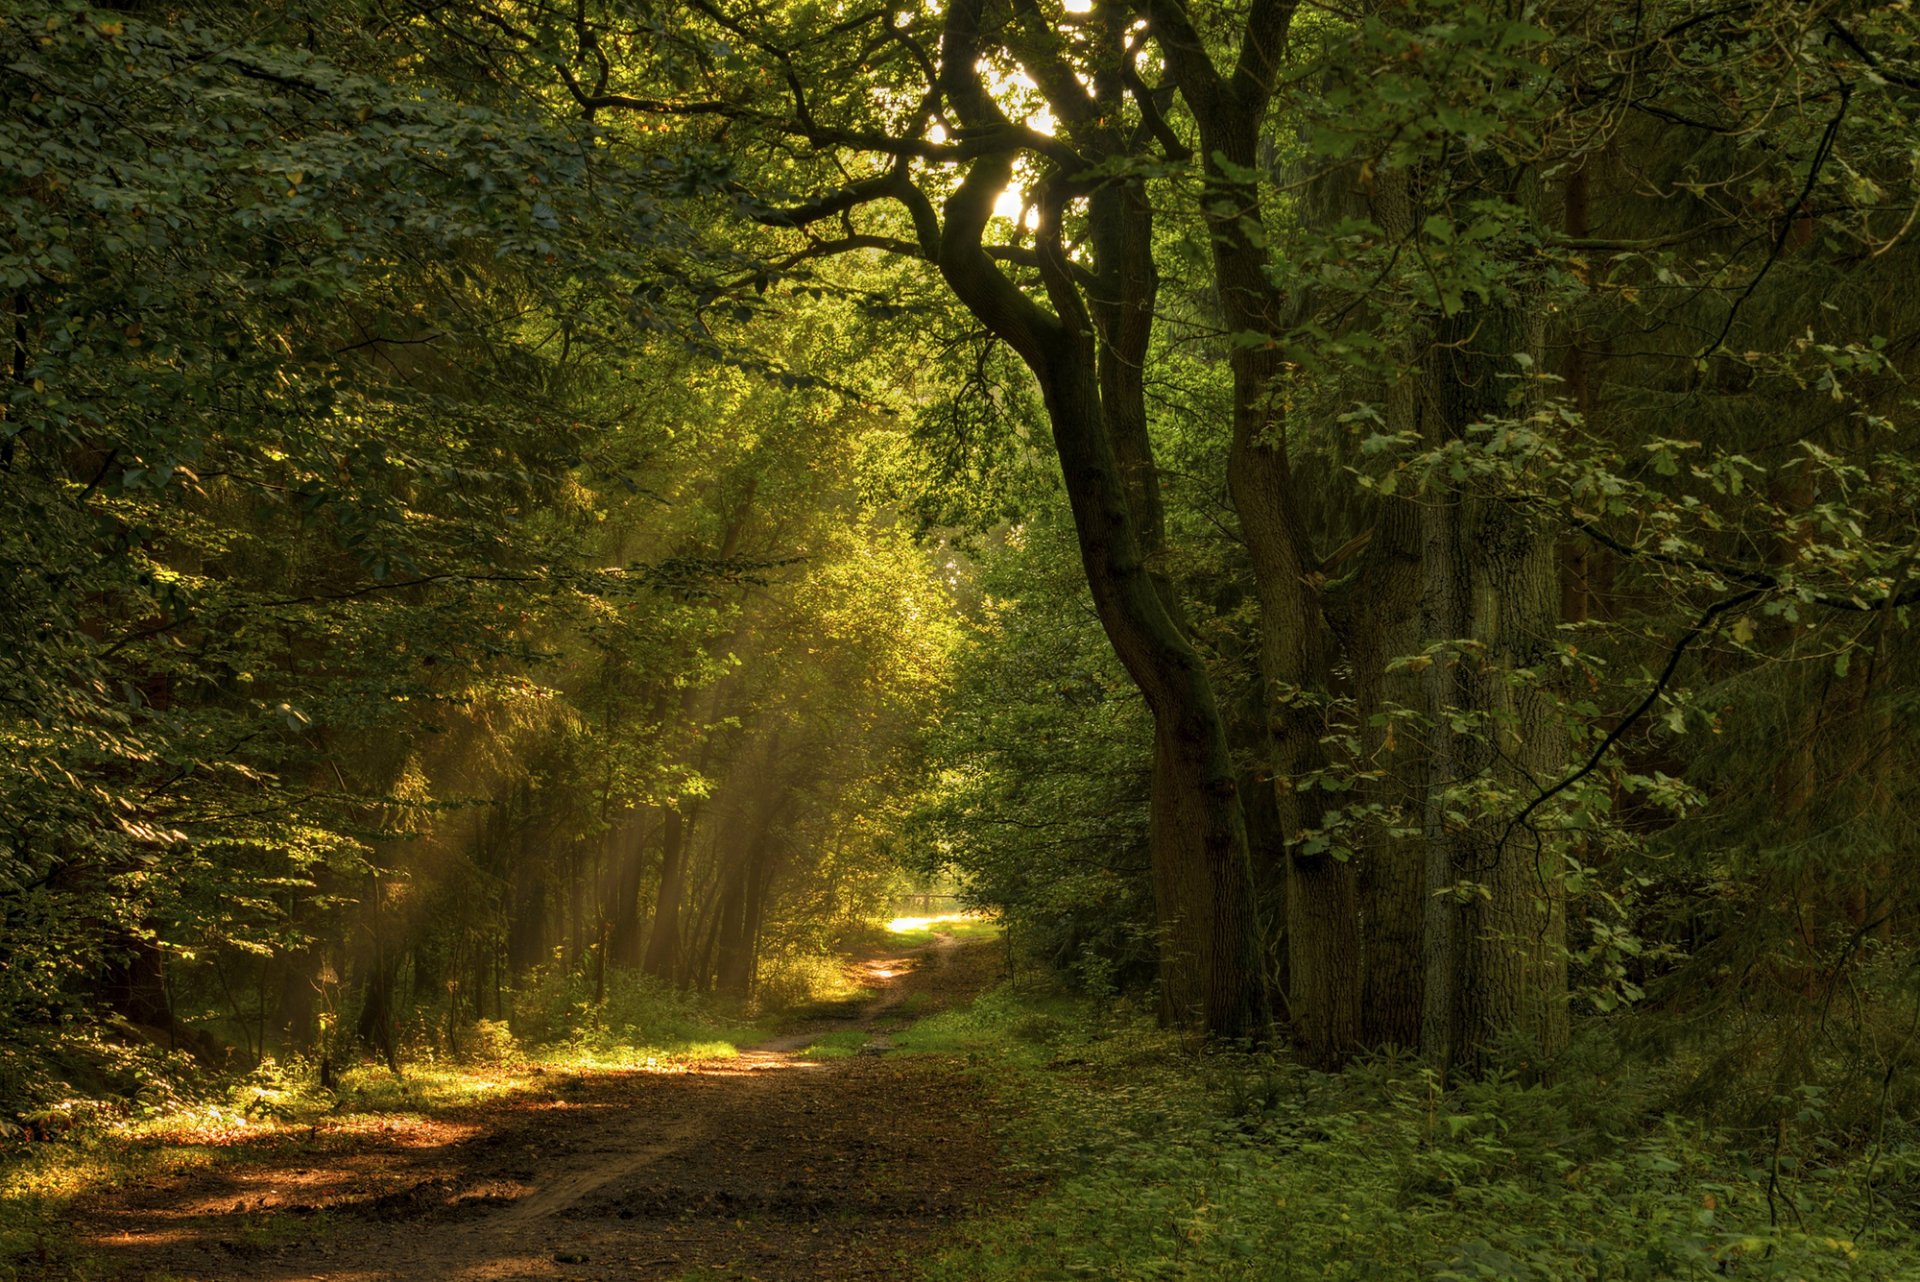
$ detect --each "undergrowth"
[909,984,1920,1282]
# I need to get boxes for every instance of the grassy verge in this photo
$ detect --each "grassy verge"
[801,1030,875,1060]
[900,983,1920,1282]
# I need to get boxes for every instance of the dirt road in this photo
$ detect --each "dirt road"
[78,936,1011,1281]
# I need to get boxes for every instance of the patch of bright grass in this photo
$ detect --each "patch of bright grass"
[881,912,1002,947]
[891,983,1083,1062]
[800,1030,873,1060]
[903,983,1920,1282]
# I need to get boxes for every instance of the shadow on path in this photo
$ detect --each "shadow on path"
[78,935,1013,1282]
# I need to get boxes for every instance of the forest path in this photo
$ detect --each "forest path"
[78,934,1011,1282]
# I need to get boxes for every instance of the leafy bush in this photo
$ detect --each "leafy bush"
[508,964,748,1061]
[454,1020,519,1067]
[754,951,866,1012]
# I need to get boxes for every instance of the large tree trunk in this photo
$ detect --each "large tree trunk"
[1191,78,1359,1063]
[1334,489,1429,1050]
[1417,305,1570,1075]
[1043,342,1265,1035]
[1230,406,1359,1066]
[917,44,1270,1036]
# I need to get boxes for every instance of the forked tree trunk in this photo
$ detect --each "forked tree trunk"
[916,46,1270,1036]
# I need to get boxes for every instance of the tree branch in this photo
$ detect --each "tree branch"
[1575,519,1920,613]
[1500,586,1766,851]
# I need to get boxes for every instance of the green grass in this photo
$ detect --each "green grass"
[800,1030,875,1060]
[898,983,1920,1282]
[881,913,1003,948]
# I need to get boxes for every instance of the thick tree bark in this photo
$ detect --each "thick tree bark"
[1338,174,1431,1052]
[1159,18,1357,1061]
[1332,441,1428,1047]
[1417,306,1570,1075]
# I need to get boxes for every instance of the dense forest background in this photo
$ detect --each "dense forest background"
[6,0,1920,1275]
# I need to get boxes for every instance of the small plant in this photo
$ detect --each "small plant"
[456,1020,519,1066]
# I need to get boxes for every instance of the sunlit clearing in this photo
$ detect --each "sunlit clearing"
[887,912,982,933]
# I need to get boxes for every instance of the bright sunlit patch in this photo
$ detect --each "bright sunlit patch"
[887,912,978,933]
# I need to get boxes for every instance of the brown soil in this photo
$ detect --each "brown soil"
[76,935,1014,1282]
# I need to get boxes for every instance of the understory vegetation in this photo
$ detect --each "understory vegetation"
[914,979,1920,1281]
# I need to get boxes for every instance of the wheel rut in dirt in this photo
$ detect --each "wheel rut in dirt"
[77,934,1014,1282]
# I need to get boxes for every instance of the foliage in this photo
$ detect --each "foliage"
[904,499,1159,993]
[917,982,1920,1282]
[6,0,1920,1275]
[0,0,966,1125]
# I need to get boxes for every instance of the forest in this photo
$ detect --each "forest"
[3,0,1920,1279]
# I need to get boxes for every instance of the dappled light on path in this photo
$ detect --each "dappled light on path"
[70,934,1014,1281]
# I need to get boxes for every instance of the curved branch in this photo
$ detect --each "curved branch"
[1499,587,1766,851]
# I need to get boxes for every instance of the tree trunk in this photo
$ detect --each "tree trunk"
[1043,330,1264,1034]
[1336,493,1428,1049]
[1196,83,1357,1063]
[607,812,652,970]
[1337,186,1430,1052]
[642,804,690,981]
[715,792,784,999]
[1417,305,1570,1075]
[919,85,1269,1037]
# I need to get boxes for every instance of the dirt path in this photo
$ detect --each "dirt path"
[78,936,1012,1282]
